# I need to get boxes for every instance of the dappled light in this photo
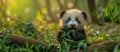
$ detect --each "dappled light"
[0,0,120,52]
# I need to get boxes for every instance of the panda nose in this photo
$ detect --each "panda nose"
[70,24,75,27]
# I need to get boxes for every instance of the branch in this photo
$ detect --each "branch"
[70,41,120,52]
[0,34,120,52]
[88,41,120,52]
[0,34,48,47]
[0,34,57,52]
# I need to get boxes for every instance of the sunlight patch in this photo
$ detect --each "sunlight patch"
[25,7,30,13]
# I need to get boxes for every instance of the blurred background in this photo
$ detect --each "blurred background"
[0,0,120,51]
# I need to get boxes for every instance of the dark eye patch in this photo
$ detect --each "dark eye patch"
[75,17,81,24]
[65,17,71,23]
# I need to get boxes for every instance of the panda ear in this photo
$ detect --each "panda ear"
[81,12,87,20]
[60,10,66,18]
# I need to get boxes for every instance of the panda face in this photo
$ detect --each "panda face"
[60,9,87,29]
[65,15,81,29]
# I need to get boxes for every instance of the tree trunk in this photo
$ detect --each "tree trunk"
[57,0,67,10]
[87,0,98,24]
[57,0,64,10]
[1,0,7,18]
[64,0,67,9]
[45,0,55,22]
[34,0,44,15]
[72,0,79,9]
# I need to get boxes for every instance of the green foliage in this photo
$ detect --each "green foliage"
[0,0,120,52]
[15,21,37,38]
[0,21,120,52]
[105,0,120,23]
[57,30,88,52]
[113,44,120,52]
[98,0,120,24]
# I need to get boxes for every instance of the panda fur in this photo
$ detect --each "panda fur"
[57,9,87,44]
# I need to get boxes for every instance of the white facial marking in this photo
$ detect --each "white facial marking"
[67,17,79,28]
[61,9,86,28]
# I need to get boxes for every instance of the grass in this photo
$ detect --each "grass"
[0,21,120,52]
[0,0,120,52]
[105,0,120,24]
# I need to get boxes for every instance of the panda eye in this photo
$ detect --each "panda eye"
[75,17,81,24]
[65,17,71,23]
